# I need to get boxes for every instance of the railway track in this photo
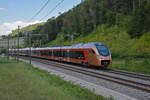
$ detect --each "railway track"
[19,56,150,93]
[107,69,150,81]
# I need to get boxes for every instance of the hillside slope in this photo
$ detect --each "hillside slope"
[10,22,44,36]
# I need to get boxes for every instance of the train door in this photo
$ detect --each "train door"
[66,50,70,62]
[52,50,54,59]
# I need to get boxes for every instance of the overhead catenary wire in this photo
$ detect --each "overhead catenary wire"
[29,0,51,22]
[40,0,64,21]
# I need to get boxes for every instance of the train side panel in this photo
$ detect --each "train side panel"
[86,49,100,66]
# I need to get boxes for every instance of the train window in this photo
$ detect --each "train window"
[75,51,80,59]
[59,51,62,57]
[57,51,59,57]
[72,51,78,59]
[51,51,53,56]
[33,51,35,55]
[79,51,85,60]
[69,51,85,60]
[91,50,95,54]
[40,51,42,55]
[45,51,47,56]
[62,51,64,57]
[39,51,40,55]
[53,51,56,57]
[49,51,51,56]
[96,45,109,56]
[44,51,48,56]
[44,51,47,56]
[50,51,52,56]
[35,51,37,55]
[55,51,58,57]
[56,51,58,57]
[70,51,73,58]
[60,51,62,57]
[59,51,61,57]
[55,51,57,57]
[38,51,41,55]
[27,51,30,54]
[46,51,49,56]
[54,51,62,57]
[58,51,60,57]
[31,51,33,55]
[62,51,66,57]
[65,51,67,57]
[57,51,60,57]
[36,51,38,55]
[41,51,44,56]
[42,51,44,55]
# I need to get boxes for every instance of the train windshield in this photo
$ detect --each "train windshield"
[96,45,110,56]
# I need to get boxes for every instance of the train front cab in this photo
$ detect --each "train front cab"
[86,44,112,67]
[95,44,112,67]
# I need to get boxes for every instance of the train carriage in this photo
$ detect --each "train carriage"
[9,42,112,67]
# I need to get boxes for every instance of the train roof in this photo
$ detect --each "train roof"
[11,42,106,51]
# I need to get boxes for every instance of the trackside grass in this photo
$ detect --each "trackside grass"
[0,58,112,100]
[111,58,150,75]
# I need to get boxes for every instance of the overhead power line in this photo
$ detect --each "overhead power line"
[40,0,64,21]
[29,0,51,22]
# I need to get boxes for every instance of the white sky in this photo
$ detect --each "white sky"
[0,21,43,36]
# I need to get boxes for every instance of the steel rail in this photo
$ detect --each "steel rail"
[107,69,150,81]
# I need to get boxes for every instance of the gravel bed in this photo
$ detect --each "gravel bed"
[20,58,150,100]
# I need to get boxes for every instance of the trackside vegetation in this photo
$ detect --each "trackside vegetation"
[112,58,150,75]
[0,58,112,100]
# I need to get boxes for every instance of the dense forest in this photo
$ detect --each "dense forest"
[10,0,150,58]
[30,0,149,40]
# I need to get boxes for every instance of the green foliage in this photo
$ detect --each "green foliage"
[115,13,125,26]
[137,32,150,57]
[125,0,150,38]
[105,10,116,26]
[112,58,150,75]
